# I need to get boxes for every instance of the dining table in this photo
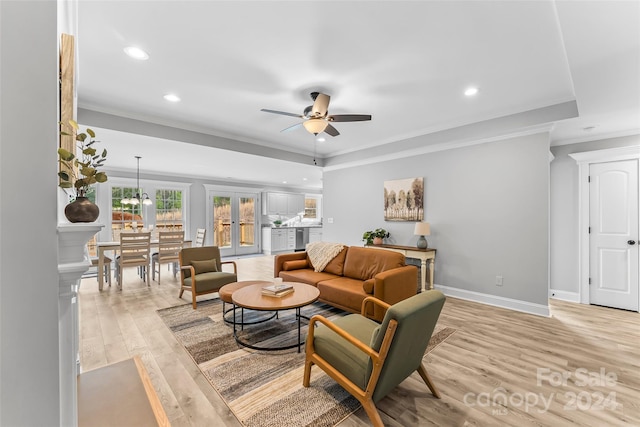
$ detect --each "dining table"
[96,239,192,290]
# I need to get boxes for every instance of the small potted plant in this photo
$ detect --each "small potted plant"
[273,219,283,228]
[58,119,108,222]
[362,228,390,245]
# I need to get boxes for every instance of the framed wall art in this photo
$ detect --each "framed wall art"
[383,177,424,221]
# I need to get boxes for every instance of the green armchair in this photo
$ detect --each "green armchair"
[303,290,446,427]
[178,246,238,309]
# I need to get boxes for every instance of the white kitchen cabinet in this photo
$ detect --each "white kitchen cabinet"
[262,227,296,254]
[287,194,304,215]
[263,192,305,215]
[266,192,288,215]
[308,228,323,243]
[286,228,295,250]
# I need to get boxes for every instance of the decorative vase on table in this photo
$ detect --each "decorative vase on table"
[64,195,99,223]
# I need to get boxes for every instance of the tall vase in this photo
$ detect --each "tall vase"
[64,196,99,223]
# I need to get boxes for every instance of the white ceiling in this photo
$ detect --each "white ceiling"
[76,1,640,190]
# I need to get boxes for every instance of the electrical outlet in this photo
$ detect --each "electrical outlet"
[327,217,334,224]
[496,275,503,286]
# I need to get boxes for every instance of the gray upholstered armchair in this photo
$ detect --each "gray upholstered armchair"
[303,290,446,427]
[178,246,238,309]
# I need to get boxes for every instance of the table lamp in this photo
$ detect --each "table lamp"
[414,222,431,249]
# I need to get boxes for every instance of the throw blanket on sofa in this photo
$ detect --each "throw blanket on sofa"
[306,241,345,272]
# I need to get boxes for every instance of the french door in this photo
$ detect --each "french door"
[209,190,259,257]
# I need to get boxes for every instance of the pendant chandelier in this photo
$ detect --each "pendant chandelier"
[121,156,152,206]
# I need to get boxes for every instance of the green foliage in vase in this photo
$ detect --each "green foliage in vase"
[362,228,390,245]
[58,119,108,197]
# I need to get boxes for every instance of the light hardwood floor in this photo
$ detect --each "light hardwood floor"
[79,255,640,426]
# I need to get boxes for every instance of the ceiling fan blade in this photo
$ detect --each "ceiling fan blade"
[261,109,304,118]
[328,114,372,122]
[324,124,340,137]
[311,93,330,117]
[280,122,303,133]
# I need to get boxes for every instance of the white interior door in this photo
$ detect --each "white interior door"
[589,159,639,311]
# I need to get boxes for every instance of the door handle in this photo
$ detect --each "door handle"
[628,240,637,245]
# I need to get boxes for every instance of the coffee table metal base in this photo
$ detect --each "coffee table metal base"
[223,303,277,326]
[232,307,309,352]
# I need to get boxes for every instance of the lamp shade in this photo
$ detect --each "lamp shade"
[303,118,328,135]
[414,222,431,236]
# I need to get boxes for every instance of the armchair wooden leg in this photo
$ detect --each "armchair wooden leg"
[303,359,313,387]
[192,291,197,309]
[361,399,384,427]
[179,288,184,298]
[417,363,440,398]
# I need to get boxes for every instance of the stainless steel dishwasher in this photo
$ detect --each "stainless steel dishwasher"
[295,227,309,251]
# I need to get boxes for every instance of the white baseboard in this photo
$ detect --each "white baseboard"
[434,284,550,317]
[548,289,580,303]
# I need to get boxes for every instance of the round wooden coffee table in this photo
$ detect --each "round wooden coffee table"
[231,282,320,352]
[219,280,275,325]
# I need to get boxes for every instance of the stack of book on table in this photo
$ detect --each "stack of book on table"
[262,283,294,297]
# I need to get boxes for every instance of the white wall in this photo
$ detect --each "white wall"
[0,1,61,424]
[549,134,640,298]
[323,132,551,307]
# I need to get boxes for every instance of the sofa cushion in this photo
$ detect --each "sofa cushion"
[343,247,405,281]
[308,246,348,275]
[184,271,237,292]
[190,259,218,274]
[317,277,369,314]
[278,269,338,286]
[313,314,378,391]
[282,259,308,271]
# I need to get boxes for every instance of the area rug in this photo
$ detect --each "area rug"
[157,298,456,427]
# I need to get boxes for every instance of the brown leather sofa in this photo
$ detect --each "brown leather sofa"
[274,246,417,321]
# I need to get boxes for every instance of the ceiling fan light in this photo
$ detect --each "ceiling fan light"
[303,119,328,135]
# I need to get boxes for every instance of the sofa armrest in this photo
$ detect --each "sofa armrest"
[371,265,418,320]
[274,251,308,277]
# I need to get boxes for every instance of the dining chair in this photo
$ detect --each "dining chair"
[303,290,446,427]
[194,228,206,247]
[151,230,184,284]
[91,255,112,287]
[117,231,151,289]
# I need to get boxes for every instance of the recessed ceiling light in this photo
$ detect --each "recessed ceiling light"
[302,177,308,181]
[163,94,181,102]
[316,137,325,142]
[464,87,479,97]
[123,46,149,60]
[282,181,287,184]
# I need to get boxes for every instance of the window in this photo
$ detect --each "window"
[304,196,321,220]
[100,179,189,245]
[111,186,144,239]
[156,189,183,231]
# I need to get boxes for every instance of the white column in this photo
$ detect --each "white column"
[57,223,103,427]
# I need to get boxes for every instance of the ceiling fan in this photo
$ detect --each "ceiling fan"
[261,92,372,137]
